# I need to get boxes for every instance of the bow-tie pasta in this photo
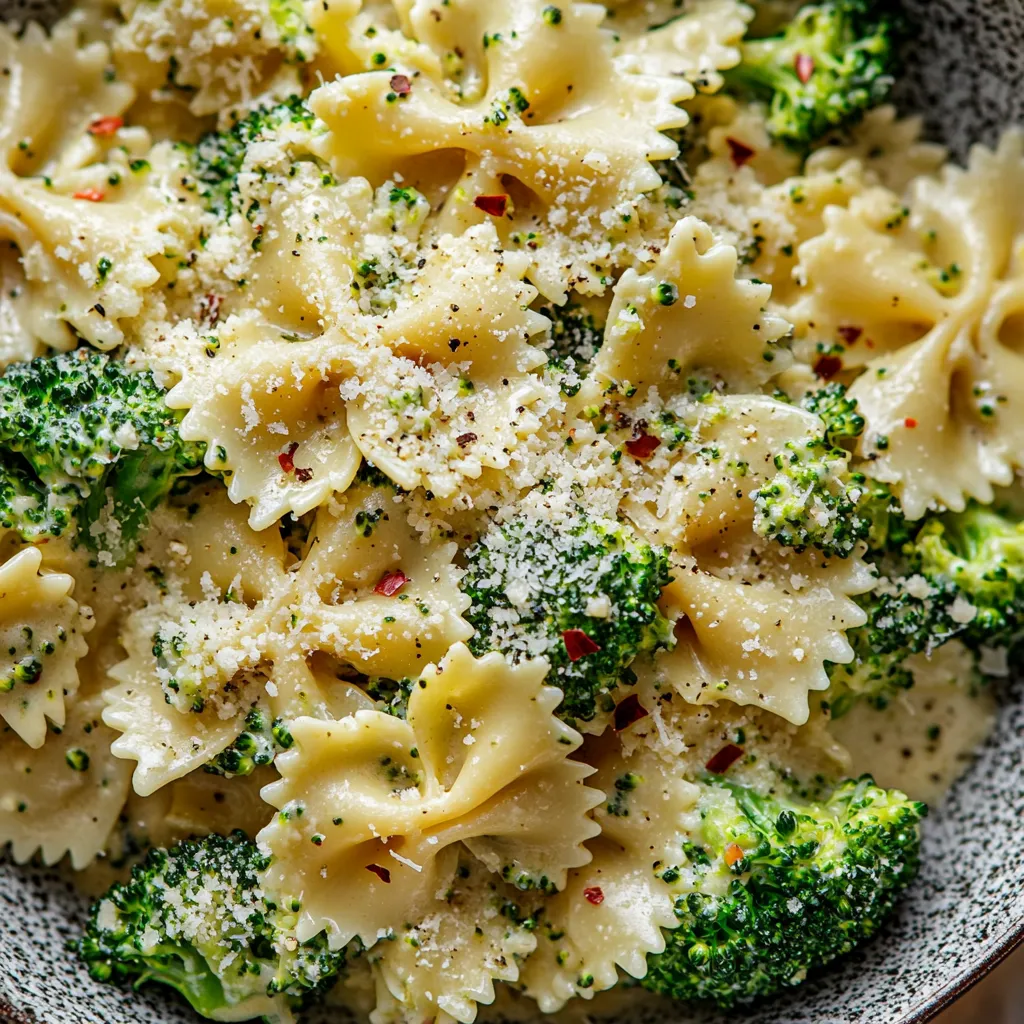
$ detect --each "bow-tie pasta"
[257,644,600,955]
[3,2,1007,1022]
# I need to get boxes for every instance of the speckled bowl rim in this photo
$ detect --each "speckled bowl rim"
[903,924,1024,1024]
[0,0,1023,1022]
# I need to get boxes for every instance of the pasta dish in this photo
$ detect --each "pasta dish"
[0,0,1018,1021]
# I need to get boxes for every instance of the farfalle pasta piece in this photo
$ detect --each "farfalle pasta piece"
[113,0,316,117]
[103,492,291,793]
[0,21,133,177]
[0,23,185,351]
[257,644,602,953]
[290,484,473,679]
[311,0,689,299]
[0,547,92,748]
[624,396,872,724]
[615,0,749,92]
[519,740,700,1009]
[792,130,1024,518]
[371,223,549,379]
[593,217,792,395]
[167,316,362,530]
[103,593,274,795]
[345,227,553,496]
[367,854,538,1024]
[0,672,132,868]
[804,105,947,194]
[312,0,443,80]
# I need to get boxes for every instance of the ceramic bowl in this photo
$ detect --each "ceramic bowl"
[1,1,1022,1022]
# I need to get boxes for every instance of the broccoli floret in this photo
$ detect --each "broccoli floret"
[913,504,1024,646]
[539,302,603,371]
[752,434,871,558]
[189,96,314,217]
[77,832,347,1021]
[824,501,1024,716]
[0,349,204,563]
[461,513,673,724]
[643,776,925,1008]
[753,385,908,559]
[204,707,295,778]
[800,382,865,447]
[723,0,900,147]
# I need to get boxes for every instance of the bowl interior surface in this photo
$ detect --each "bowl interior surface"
[1,1,1023,1022]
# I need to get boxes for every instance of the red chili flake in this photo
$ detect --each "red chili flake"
[613,693,649,733]
[456,432,478,447]
[724,843,746,867]
[625,432,661,460]
[375,570,409,597]
[473,193,509,218]
[277,442,299,474]
[366,864,392,883]
[904,417,918,428]
[72,188,104,202]
[199,292,223,325]
[389,74,412,95]
[583,886,604,906]
[294,466,314,482]
[813,354,843,380]
[87,115,124,137]
[562,628,601,662]
[705,743,745,774]
[794,53,815,84]
[725,136,756,167]
[837,325,863,345]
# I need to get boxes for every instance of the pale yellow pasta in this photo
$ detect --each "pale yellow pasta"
[0,546,92,748]
[790,130,1024,518]
[594,216,792,394]
[257,644,601,957]
[0,2,1006,1021]
[0,656,132,869]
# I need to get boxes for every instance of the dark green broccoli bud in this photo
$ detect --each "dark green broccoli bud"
[188,96,314,217]
[539,302,603,371]
[800,382,865,447]
[461,513,673,724]
[77,831,348,1020]
[752,435,870,558]
[643,776,925,1008]
[824,628,915,718]
[204,707,295,778]
[354,458,402,493]
[0,349,204,563]
[364,675,415,718]
[723,0,900,147]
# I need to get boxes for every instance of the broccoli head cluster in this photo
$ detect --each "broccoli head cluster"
[0,349,204,564]
[188,95,315,217]
[77,831,347,1020]
[826,501,1024,714]
[724,0,900,147]
[461,512,673,724]
[643,776,925,1007]
[750,384,1024,714]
